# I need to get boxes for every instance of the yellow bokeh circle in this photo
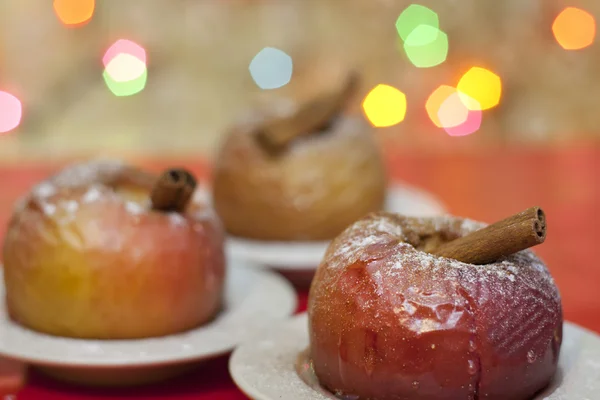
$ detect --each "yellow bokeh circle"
[456,67,502,111]
[362,84,407,128]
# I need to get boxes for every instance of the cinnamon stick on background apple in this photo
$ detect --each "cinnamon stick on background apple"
[255,72,359,154]
[429,206,547,265]
[150,168,197,212]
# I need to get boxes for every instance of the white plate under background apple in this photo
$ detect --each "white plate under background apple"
[204,183,446,271]
[0,260,297,386]
[229,313,600,400]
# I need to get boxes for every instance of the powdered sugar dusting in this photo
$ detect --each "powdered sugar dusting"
[17,161,216,230]
[124,201,143,215]
[49,159,127,188]
[322,212,529,284]
[82,186,103,203]
[460,218,482,233]
[63,200,78,213]
[33,182,57,198]
[40,202,57,216]
[169,212,187,226]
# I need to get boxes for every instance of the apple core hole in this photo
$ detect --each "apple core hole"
[169,170,181,182]
[415,232,456,254]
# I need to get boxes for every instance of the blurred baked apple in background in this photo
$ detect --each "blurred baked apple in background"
[212,110,387,241]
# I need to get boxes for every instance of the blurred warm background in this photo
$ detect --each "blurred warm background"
[1,0,600,161]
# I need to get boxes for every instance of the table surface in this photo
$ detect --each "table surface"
[0,145,598,399]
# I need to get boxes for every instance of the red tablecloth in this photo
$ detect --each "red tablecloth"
[0,145,598,399]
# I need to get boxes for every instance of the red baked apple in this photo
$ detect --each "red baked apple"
[2,160,226,339]
[308,212,562,400]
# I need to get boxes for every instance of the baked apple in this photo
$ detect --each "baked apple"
[308,212,562,400]
[212,111,387,241]
[2,160,226,339]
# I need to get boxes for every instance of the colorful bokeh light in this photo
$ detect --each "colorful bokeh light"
[438,91,481,133]
[395,4,439,41]
[552,7,596,50]
[362,84,407,128]
[53,0,95,27]
[249,47,293,90]
[103,69,148,98]
[0,91,22,134]
[105,54,147,83]
[396,5,447,69]
[403,25,449,68]
[103,39,148,97]
[457,67,502,110]
[426,85,482,137]
[102,40,147,67]
[443,112,482,137]
[426,85,456,127]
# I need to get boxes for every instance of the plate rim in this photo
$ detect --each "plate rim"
[229,313,600,400]
[0,261,297,368]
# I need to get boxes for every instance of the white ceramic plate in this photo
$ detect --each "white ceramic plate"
[230,313,600,400]
[0,261,296,385]
[224,183,446,270]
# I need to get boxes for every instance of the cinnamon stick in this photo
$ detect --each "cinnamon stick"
[429,206,547,265]
[150,168,197,212]
[255,72,359,154]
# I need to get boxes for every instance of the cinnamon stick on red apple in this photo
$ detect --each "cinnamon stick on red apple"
[429,206,547,265]
[255,72,360,154]
[150,168,197,212]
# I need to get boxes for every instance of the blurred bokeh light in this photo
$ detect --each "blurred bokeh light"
[105,54,147,83]
[0,91,22,134]
[395,4,439,41]
[396,5,447,68]
[457,67,502,110]
[426,85,456,127]
[438,91,482,136]
[53,0,95,27]
[552,7,596,50]
[102,40,147,67]
[403,25,448,68]
[426,85,482,136]
[437,89,468,128]
[102,40,148,97]
[362,84,407,127]
[1,1,600,155]
[103,69,148,97]
[249,47,293,90]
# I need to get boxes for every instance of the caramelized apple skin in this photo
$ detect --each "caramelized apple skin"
[461,262,563,399]
[2,161,226,339]
[308,212,562,400]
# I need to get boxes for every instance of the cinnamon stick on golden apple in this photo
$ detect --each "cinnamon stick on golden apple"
[150,168,197,212]
[429,206,547,265]
[255,72,360,154]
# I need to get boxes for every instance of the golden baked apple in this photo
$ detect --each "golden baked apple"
[2,160,226,339]
[212,112,386,241]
